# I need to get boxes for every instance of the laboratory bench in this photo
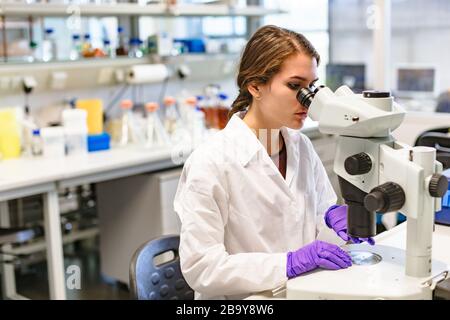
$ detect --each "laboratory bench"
[247,223,450,300]
[0,122,334,300]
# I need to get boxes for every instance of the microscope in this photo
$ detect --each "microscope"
[286,85,449,299]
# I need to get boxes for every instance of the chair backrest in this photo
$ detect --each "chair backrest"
[436,90,450,113]
[415,129,450,170]
[129,234,194,300]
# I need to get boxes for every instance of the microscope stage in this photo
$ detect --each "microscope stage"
[286,244,448,300]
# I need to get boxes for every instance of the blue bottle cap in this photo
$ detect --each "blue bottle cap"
[218,93,228,100]
[103,39,111,45]
[32,129,40,136]
[84,34,91,40]
[45,28,54,34]
[118,26,124,33]
[72,34,80,40]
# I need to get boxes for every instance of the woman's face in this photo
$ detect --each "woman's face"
[254,53,318,130]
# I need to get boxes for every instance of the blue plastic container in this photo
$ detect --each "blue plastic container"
[88,132,110,152]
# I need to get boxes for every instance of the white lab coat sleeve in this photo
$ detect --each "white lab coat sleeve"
[304,137,338,236]
[174,158,287,298]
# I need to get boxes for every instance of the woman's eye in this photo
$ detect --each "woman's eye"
[287,83,300,90]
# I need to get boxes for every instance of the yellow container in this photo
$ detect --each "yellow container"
[0,109,21,159]
[76,99,104,135]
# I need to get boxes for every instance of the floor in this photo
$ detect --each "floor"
[1,238,130,300]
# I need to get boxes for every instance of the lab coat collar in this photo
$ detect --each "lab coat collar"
[223,113,264,167]
[224,113,301,188]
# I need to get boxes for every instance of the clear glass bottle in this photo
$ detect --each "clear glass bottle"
[128,38,143,58]
[202,84,220,129]
[42,28,57,62]
[69,34,81,60]
[82,33,92,57]
[27,41,38,63]
[217,92,230,129]
[103,39,114,58]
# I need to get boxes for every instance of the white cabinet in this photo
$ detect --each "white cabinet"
[96,167,182,284]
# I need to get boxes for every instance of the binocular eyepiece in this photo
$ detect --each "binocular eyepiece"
[296,85,323,109]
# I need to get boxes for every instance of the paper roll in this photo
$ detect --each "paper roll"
[126,64,169,84]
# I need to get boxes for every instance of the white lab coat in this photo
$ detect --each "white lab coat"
[173,112,337,299]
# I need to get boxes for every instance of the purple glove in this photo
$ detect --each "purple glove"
[325,205,375,245]
[286,240,352,278]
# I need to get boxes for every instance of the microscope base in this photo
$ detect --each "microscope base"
[286,244,448,300]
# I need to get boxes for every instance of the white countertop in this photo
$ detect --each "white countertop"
[0,121,321,193]
[0,145,177,193]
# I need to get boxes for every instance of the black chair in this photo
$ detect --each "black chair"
[415,129,450,170]
[129,234,194,300]
[436,90,450,113]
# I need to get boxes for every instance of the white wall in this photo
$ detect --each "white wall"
[329,0,450,93]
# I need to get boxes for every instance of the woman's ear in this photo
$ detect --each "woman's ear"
[247,83,261,100]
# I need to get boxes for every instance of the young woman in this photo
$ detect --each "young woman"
[174,25,373,300]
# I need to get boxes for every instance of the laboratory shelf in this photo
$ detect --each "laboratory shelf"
[0,53,238,93]
[0,3,285,17]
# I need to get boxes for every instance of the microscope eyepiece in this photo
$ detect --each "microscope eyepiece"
[296,87,315,109]
[296,85,323,109]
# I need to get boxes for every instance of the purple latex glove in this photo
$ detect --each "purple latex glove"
[325,205,375,245]
[286,240,352,278]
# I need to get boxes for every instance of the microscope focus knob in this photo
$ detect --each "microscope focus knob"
[344,152,372,175]
[364,182,405,213]
[429,174,448,198]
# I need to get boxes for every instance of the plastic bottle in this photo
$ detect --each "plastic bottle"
[116,26,129,56]
[144,102,170,148]
[0,109,21,159]
[163,96,182,138]
[177,92,195,124]
[185,98,206,148]
[119,99,135,146]
[69,34,81,60]
[31,129,42,156]
[62,109,88,156]
[42,28,57,62]
[40,127,65,158]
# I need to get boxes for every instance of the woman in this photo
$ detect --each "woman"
[174,25,373,300]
